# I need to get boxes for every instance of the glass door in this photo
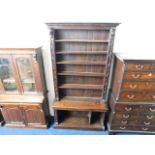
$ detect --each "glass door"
[13,55,36,94]
[0,55,18,94]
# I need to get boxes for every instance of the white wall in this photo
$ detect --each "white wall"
[0,0,155,114]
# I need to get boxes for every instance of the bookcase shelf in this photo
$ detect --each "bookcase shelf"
[60,96,102,102]
[55,39,109,43]
[47,23,119,130]
[59,84,103,90]
[53,100,107,130]
[57,61,107,65]
[58,71,105,77]
[56,51,108,55]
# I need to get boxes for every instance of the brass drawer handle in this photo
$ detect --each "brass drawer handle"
[125,107,132,111]
[127,94,135,99]
[135,64,144,70]
[131,74,140,78]
[144,121,151,125]
[120,126,126,130]
[142,127,149,131]
[146,115,154,119]
[149,107,155,112]
[148,73,152,77]
[123,114,130,119]
[121,120,128,125]
[129,84,137,89]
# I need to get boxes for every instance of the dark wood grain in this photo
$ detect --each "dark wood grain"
[0,110,4,126]
[0,48,48,128]
[109,54,155,133]
[46,23,120,29]
[124,71,155,81]
[53,100,107,112]
[47,23,119,130]
[125,63,153,71]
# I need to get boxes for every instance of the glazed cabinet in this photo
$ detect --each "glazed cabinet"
[47,23,119,130]
[0,48,49,128]
[108,53,155,134]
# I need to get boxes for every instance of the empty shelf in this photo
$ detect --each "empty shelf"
[59,84,103,90]
[58,71,105,77]
[56,51,108,55]
[61,96,102,102]
[55,116,104,130]
[55,39,109,43]
[57,61,106,65]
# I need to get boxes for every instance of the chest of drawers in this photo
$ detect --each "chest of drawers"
[108,54,155,134]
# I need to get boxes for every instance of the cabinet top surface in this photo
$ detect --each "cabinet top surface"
[0,48,38,50]
[0,48,41,54]
[116,53,155,61]
[0,95,44,103]
[46,23,120,29]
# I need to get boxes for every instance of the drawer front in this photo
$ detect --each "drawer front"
[119,92,155,102]
[124,72,155,81]
[122,82,155,91]
[125,63,154,71]
[112,113,155,126]
[110,125,155,132]
[115,104,155,113]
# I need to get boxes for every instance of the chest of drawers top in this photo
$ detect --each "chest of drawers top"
[112,53,155,102]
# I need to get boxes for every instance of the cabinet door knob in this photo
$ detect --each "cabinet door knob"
[121,120,128,125]
[125,107,132,111]
[127,94,135,99]
[152,95,155,99]
[149,107,155,112]
[120,126,126,130]
[131,74,140,78]
[129,84,137,89]
[135,64,144,70]
[146,115,154,119]
[144,121,151,125]
[142,127,149,131]
[123,114,130,119]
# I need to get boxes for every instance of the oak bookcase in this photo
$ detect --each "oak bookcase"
[47,23,119,130]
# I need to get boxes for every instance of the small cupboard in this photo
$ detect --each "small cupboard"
[0,48,49,128]
[0,96,47,128]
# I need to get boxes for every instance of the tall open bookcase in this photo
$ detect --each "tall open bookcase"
[47,23,119,130]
